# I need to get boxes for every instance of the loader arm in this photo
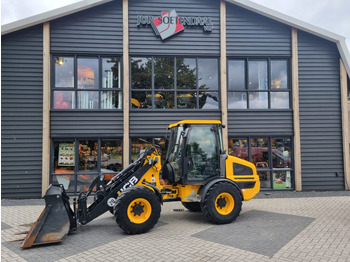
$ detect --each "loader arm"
[77,148,160,225]
[78,163,154,224]
[21,147,161,248]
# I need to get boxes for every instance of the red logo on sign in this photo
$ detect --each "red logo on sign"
[151,10,185,40]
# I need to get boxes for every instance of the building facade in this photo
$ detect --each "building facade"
[2,0,350,198]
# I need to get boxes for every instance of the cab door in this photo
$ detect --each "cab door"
[183,124,220,184]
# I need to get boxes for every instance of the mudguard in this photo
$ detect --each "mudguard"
[198,178,242,203]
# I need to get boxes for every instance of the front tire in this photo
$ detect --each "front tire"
[202,182,242,224]
[114,186,161,234]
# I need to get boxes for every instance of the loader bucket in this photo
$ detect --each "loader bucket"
[21,185,76,248]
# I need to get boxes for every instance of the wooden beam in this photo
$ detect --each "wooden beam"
[291,28,302,191]
[42,22,50,196]
[220,0,228,150]
[123,0,130,167]
[340,59,350,190]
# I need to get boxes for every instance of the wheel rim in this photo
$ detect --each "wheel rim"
[215,193,234,215]
[127,198,152,224]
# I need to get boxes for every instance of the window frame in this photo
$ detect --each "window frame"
[130,56,220,110]
[228,136,294,190]
[130,136,167,162]
[51,55,123,111]
[50,138,123,195]
[227,57,292,110]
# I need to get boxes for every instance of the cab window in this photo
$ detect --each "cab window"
[185,125,219,181]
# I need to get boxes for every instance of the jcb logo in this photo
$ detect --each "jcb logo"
[107,197,117,207]
[120,176,138,192]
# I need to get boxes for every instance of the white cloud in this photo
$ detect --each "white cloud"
[1,0,82,24]
[250,0,350,49]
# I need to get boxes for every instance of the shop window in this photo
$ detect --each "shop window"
[52,139,122,195]
[198,58,219,90]
[177,58,196,90]
[53,141,75,173]
[53,140,76,193]
[228,59,290,109]
[101,141,123,172]
[251,138,269,168]
[273,170,292,189]
[228,138,248,161]
[78,58,99,89]
[177,91,196,109]
[271,60,288,89]
[259,171,271,189]
[131,57,219,110]
[228,60,245,90]
[55,57,74,87]
[271,92,289,109]
[154,57,174,90]
[53,56,122,110]
[227,92,247,109]
[272,138,292,189]
[228,137,293,190]
[53,91,75,109]
[131,57,152,90]
[131,137,166,162]
[249,61,268,91]
[79,140,98,171]
[199,92,219,109]
[249,92,268,109]
[52,174,76,193]
[272,138,291,168]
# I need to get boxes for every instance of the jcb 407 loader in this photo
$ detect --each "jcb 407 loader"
[21,120,260,248]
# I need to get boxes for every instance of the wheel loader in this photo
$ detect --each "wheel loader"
[20,120,260,248]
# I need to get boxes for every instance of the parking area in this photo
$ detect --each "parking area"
[2,191,350,262]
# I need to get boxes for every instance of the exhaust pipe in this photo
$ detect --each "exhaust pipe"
[21,185,76,248]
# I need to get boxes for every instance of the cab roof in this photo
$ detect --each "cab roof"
[168,120,222,129]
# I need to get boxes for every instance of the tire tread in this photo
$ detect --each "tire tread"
[114,186,161,234]
[202,182,242,224]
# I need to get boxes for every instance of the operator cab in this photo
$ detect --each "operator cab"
[162,120,225,185]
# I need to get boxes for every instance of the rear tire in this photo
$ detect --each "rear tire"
[202,182,242,224]
[182,202,202,212]
[114,186,161,234]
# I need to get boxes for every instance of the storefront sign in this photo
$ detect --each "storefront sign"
[58,143,75,166]
[137,10,213,40]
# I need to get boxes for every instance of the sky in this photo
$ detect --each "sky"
[1,0,350,50]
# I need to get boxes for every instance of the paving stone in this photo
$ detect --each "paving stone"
[2,214,166,262]
[1,222,12,230]
[192,210,314,257]
[1,196,350,262]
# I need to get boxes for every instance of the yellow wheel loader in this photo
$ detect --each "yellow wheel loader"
[21,120,260,248]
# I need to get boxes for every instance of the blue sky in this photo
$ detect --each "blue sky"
[2,0,349,50]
